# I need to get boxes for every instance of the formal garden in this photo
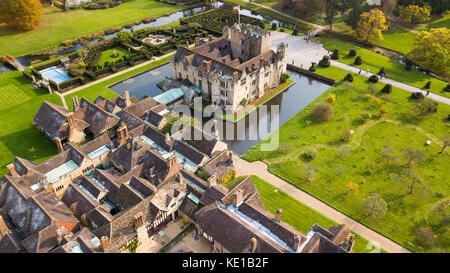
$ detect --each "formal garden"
[244,63,450,253]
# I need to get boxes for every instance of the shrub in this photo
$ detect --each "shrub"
[381,83,392,94]
[331,49,339,60]
[411,92,424,100]
[280,72,290,83]
[354,56,362,65]
[301,147,318,161]
[349,49,356,57]
[309,62,316,72]
[292,28,298,36]
[444,84,450,92]
[312,102,334,121]
[318,56,330,67]
[239,98,248,106]
[360,112,372,121]
[405,59,413,71]
[341,128,353,142]
[344,73,353,82]
[424,81,431,89]
[368,75,379,83]
[196,170,210,181]
[272,22,277,30]
[326,94,336,104]
[218,169,236,184]
[378,67,385,75]
[415,228,434,249]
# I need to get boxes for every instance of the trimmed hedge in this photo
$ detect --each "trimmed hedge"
[381,83,392,94]
[368,75,379,83]
[344,73,353,82]
[354,56,362,65]
[318,56,330,67]
[411,92,425,100]
[331,49,339,60]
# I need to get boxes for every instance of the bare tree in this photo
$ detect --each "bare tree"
[300,163,318,183]
[403,147,424,166]
[439,136,449,154]
[391,169,431,196]
[380,145,397,167]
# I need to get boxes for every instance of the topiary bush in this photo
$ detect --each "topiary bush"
[309,62,316,72]
[381,83,392,94]
[424,81,431,89]
[405,59,412,71]
[411,92,424,100]
[344,73,353,82]
[280,72,290,83]
[349,49,356,57]
[331,49,339,60]
[292,28,298,36]
[368,75,379,83]
[318,56,330,67]
[312,102,334,121]
[354,56,362,65]
[272,22,277,30]
[378,67,385,75]
[444,84,450,92]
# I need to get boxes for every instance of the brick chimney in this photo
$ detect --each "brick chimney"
[208,34,213,42]
[167,154,178,170]
[232,189,244,207]
[134,212,144,230]
[275,208,283,222]
[0,216,9,237]
[54,137,64,153]
[250,237,258,253]
[233,71,238,82]
[124,90,131,107]
[293,234,302,252]
[100,236,110,250]
[195,37,199,47]
[117,122,129,147]
[72,96,80,111]
[6,163,18,177]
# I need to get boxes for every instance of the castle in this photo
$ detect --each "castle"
[171,23,288,111]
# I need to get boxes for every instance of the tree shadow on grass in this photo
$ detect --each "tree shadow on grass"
[0,127,57,164]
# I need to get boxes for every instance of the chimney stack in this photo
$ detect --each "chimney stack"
[167,154,178,169]
[54,137,64,153]
[250,237,257,253]
[212,119,219,139]
[72,96,79,111]
[134,212,144,230]
[186,40,189,48]
[293,235,302,252]
[233,71,238,82]
[66,113,75,128]
[275,208,283,222]
[208,35,213,42]
[6,163,18,177]
[228,150,233,161]
[165,133,172,146]
[100,236,110,250]
[117,122,129,147]
[124,90,131,107]
[195,37,199,47]
[177,172,184,184]
[232,189,244,207]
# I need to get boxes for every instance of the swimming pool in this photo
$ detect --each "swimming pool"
[40,66,71,84]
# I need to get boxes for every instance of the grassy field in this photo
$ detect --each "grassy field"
[98,46,131,66]
[64,55,173,110]
[318,38,450,98]
[0,0,195,56]
[243,65,450,253]
[414,12,450,31]
[226,175,385,253]
[0,71,62,176]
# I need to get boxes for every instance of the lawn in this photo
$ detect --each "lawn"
[0,0,196,56]
[64,55,173,110]
[226,175,385,253]
[318,37,450,98]
[414,12,450,31]
[243,66,450,253]
[0,71,62,176]
[98,47,131,66]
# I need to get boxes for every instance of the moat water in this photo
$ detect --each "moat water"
[109,63,331,155]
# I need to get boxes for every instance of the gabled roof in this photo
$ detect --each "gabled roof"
[33,101,70,139]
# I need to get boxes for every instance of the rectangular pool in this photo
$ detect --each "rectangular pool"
[40,66,71,84]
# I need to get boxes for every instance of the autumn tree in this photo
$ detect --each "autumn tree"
[398,4,431,24]
[325,0,350,31]
[407,28,450,77]
[362,193,387,218]
[0,0,43,31]
[356,9,389,42]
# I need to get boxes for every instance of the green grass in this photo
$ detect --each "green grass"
[64,55,173,110]
[415,12,450,30]
[318,38,450,98]
[228,175,386,253]
[243,65,450,253]
[98,46,131,66]
[0,0,196,56]
[0,71,62,176]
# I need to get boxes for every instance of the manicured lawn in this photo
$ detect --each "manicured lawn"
[244,66,450,253]
[0,0,195,56]
[0,71,62,176]
[227,175,385,253]
[64,56,173,110]
[318,38,450,98]
[98,47,131,66]
[415,12,450,30]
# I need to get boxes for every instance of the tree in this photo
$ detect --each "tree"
[391,168,431,196]
[280,72,290,83]
[427,198,450,229]
[300,163,318,183]
[439,136,449,154]
[380,144,396,167]
[115,31,133,42]
[312,102,334,121]
[0,0,43,31]
[344,73,353,82]
[325,0,349,31]
[362,193,387,218]
[407,28,450,77]
[403,147,424,165]
[356,9,389,42]
[398,4,431,24]
[415,98,438,116]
